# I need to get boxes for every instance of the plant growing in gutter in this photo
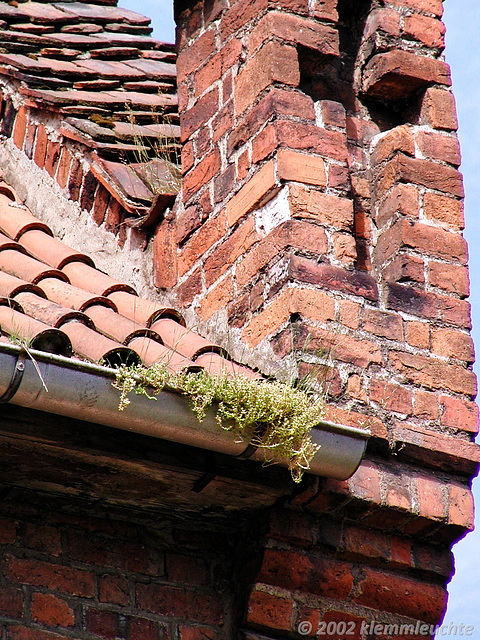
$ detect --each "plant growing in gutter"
[112,363,323,483]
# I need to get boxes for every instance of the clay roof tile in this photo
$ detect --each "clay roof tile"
[0,249,69,284]
[0,196,52,241]
[61,261,136,296]
[38,277,118,312]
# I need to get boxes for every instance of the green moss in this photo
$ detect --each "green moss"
[113,363,323,483]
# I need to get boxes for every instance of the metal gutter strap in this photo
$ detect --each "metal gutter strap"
[0,344,370,480]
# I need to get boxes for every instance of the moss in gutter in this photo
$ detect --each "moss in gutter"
[113,363,323,483]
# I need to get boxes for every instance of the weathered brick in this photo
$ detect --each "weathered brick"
[405,321,429,349]
[319,99,346,128]
[389,350,476,395]
[183,148,221,202]
[4,555,94,597]
[375,184,419,227]
[79,170,97,213]
[363,308,403,341]
[34,123,48,169]
[277,149,326,186]
[220,0,267,41]
[194,37,242,97]
[448,483,474,529]
[226,161,277,227]
[31,592,75,628]
[177,28,216,82]
[290,256,378,301]
[276,120,348,162]
[126,617,158,640]
[414,389,439,420]
[440,395,478,433]
[421,88,458,131]
[154,210,178,288]
[235,41,300,116]
[289,184,353,229]
[403,13,445,48]
[312,0,338,21]
[198,275,234,320]
[363,50,451,101]
[429,261,469,297]
[389,0,443,16]
[258,548,354,598]
[369,380,412,414]
[416,130,460,166]
[13,106,27,150]
[355,568,446,624]
[166,554,208,585]
[364,8,401,39]
[371,125,415,165]
[383,254,425,285]
[99,575,130,606]
[248,12,339,57]
[205,217,259,286]
[0,585,23,619]
[178,211,225,277]
[247,590,293,631]
[338,299,360,329]
[24,523,61,556]
[180,87,219,141]
[87,609,119,639]
[176,268,203,307]
[431,327,474,362]
[44,140,61,179]
[423,192,464,230]
[136,583,224,624]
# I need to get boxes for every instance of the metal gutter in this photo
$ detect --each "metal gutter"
[0,344,369,480]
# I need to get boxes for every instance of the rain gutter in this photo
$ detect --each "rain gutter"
[0,344,369,480]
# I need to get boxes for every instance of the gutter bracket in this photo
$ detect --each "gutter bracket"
[0,349,26,404]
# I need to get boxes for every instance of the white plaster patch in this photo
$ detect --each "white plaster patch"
[254,186,290,237]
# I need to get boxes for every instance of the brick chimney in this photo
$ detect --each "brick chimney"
[168,0,479,634]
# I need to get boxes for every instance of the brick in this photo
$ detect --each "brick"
[199,275,234,320]
[183,148,221,202]
[347,374,367,402]
[390,537,412,567]
[417,475,446,520]
[126,617,157,640]
[363,308,403,341]
[289,186,354,230]
[343,525,389,561]
[413,543,453,579]
[346,116,380,145]
[423,192,464,230]
[228,88,315,154]
[338,299,360,329]
[178,210,225,277]
[389,283,472,328]
[431,328,474,362]
[266,509,315,547]
[247,589,293,631]
[226,161,277,227]
[421,88,458,131]
[355,568,446,624]
[383,254,425,285]
[403,13,445,48]
[68,156,83,201]
[31,592,75,628]
[34,123,48,169]
[429,261,469,297]
[389,0,443,16]
[448,483,474,529]
[371,125,415,165]
[180,87,219,141]
[24,523,62,556]
[56,147,72,190]
[212,101,234,145]
[319,99,346,127]
[154,211,178,289]
[376,153,464,198]
[136,583,223,624]
[104,198,123,234]
[249,12,339,56]
[376,184,419,227]
[166,554,207,585]
[363,50,451,101]
[416,130,460,166]
[0,516,16,543]
[92,184,110,227]
[205,217,259,286]
[370,380,412,415]
[44,140,61,179]
[87,609,119,639]
[332,232,356,265]
[389,350,476,395]
[414,389,439,420]
[276,120,348,162]
[258,548,353,598]
[214,163,236,203]
[24,120,36,159]
[178,626,217,640]
[405,321,429,349]
[220,0,268,41]
[235,41,300,116]
[176,268,202,307]
[440,395,479,433]
[177,29,216,82]
[99,575,130,606]
[277,149,326,186]
[364,8,401,39]
[290,256,378,302]
[176,205,205,244]
[13,106,27,150]
[348,461,381,504]
[0,585,23,619]
[312,0,338,21]
[181,140,194,174]
[4,555,94,597]
[194,38,242,97]
[79,170,97,213]
[299,325,383,369]
[6,628,71,640]
[375,219,467,265]
[251,124,278,164]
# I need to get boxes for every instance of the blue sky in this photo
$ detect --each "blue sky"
[119,0,480,631]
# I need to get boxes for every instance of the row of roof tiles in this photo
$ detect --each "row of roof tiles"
[0,181,258,379]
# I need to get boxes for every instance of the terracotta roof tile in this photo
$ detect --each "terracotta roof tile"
[0,0,179,219]
[0,181,258,378]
